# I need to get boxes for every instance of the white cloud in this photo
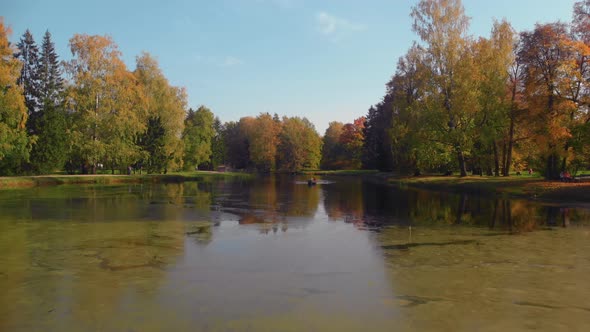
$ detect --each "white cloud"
[316,11,366,37]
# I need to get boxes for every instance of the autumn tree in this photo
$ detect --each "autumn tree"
[389,44,428,174]
[569,0,590,170]
[321,118,365,170]
[134,52,186,173]
[183,106,215,170]
[556,3,590,173]
[277,116,322,171]
[0,20,32,175]
[573,0,590,44]
[499,27,531,176]
[247,113,281,172]
[65,34,146,174]
[411,0,478,176]
[321,121,345,169]
[518,23,577,178]
[470,20,516,176]
[339,117,365,169]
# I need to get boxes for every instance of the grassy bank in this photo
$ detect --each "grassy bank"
[381,174,590,203]
[0,171,252,189]
[302,169,590,202]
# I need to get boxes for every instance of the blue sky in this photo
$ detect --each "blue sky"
[4,0,577,134]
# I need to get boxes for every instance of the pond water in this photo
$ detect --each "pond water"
[1,175,590,331]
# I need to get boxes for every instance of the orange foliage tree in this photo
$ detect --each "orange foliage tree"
[519,23,582,178]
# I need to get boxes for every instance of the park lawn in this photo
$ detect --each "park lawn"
[0,171,252,189]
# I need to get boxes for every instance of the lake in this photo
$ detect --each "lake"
[1,175,590,331]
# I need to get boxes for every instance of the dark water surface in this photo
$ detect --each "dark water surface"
[1,176,590,331]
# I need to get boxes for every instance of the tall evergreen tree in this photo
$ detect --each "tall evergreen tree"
[363,96,395,172]
[29,30,68,174]
[224,120,250,169]
[209,117,226,170]
[30,106,68,173]
[137,116,167,173]
[38,30,64,107]
[14,29,40,130]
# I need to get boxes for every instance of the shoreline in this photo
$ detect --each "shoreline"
[305,170,590,205]
[0,171,252,189]
[2,170,589,206]
[376,173,590,205]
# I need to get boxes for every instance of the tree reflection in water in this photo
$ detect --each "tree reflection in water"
[321,177,590,233]
[1,177,590,331]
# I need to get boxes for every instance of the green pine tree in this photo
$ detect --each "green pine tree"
[15,29,40,123]
[29,30,68,174]
[137,116,167,174]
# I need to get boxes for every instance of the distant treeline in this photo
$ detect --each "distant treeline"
[2,0,590,178]
[0,21,323,175]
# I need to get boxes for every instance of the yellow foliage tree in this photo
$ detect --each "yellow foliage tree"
[0,19,32,175]
[135,53,187,172]
[65,34,146,174]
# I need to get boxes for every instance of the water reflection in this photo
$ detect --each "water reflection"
[209,176,321,234]
[320,177,590,233]
[1,176,590,331]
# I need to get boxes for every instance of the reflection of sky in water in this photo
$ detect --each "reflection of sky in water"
[166,220,396,326]
[1,177,590,331]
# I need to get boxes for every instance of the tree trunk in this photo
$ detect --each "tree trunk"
[544,93,557,180]
[505,70,518,176]
[546,152,559,180]
[500,140,507,176]
[457,147,467,177]
[493,142,500,177]
[504,114,515,176]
